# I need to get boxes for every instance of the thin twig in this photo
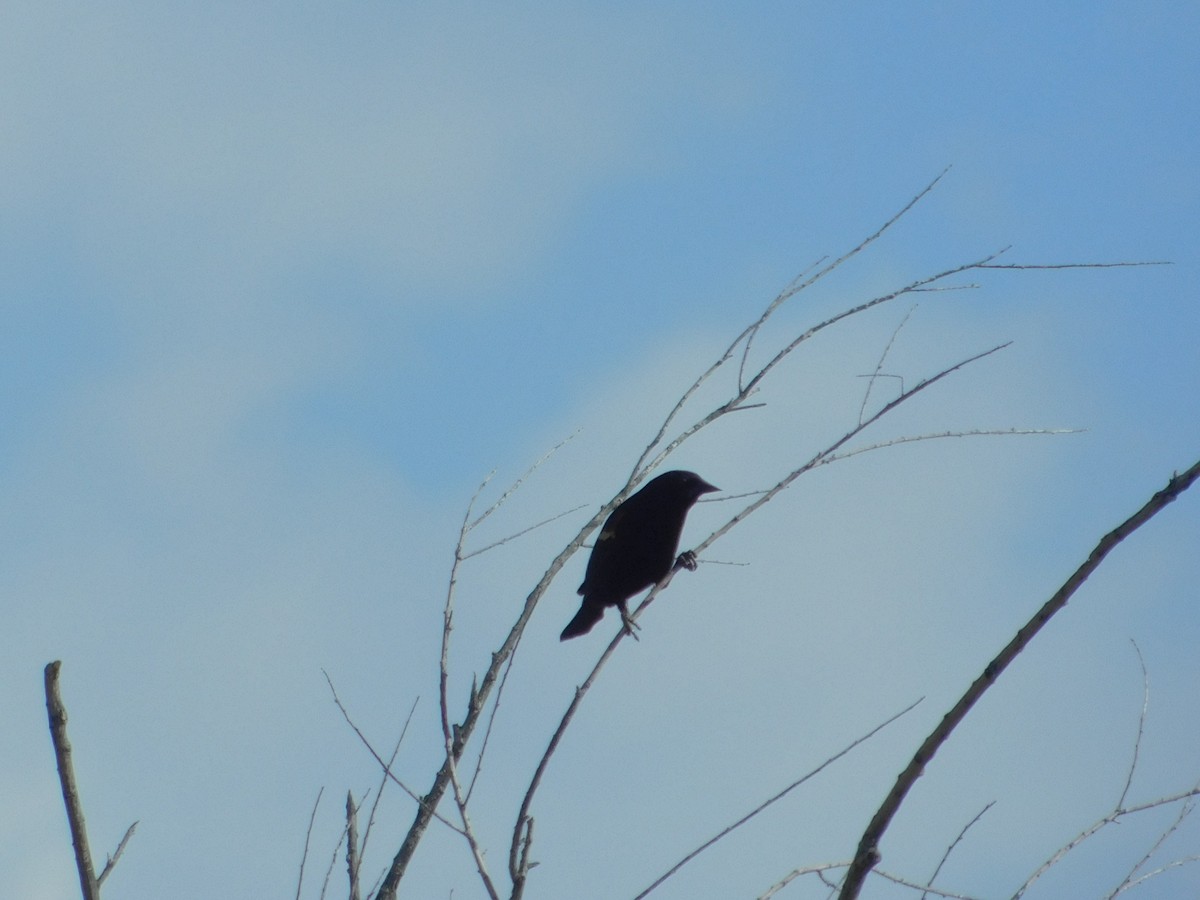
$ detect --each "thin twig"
[96,820,138,888]
[822,428,1083,466]
[44,661,100,900]
[921,803,995,900]
[1108,796,1196,899]
[977,260,1170,270]
[759,862,850,900]
[318,807,353,900]
[859,305,917,426]
[1117,640,1149,810]
[637,167,954,478]
[462,504,587,560]
[636,251,1016,486]
[1011,786,1200,899]
[296,787,324,900]
[468,432,577,530]
[635,699,922,898]
[357,696,419,884]
[689,343,1014,564]
[466,638,520,803]
[758,862,986,900]
[1112,854,1200,896]
[508,621,630,898]
[322,672,461,833]
[840,456,1200,900]
[440,483,502,900]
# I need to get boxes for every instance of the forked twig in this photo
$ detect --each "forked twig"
[96,821,138,888]
[859,305,917,426]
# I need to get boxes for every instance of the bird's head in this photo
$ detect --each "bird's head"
[653,470,719,503]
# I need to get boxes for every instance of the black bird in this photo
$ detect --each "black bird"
[560,470,719,640]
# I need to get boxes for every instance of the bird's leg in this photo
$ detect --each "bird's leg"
[675,550,699,572]
[618,601,641,641]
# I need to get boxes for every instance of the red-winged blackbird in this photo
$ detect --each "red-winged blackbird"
[560,470,719,640]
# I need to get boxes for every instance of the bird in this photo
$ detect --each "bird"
[560,470,719,640]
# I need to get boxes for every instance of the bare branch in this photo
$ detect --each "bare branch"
[1118,640,1149,810]
[1112,854,1200,896]
[296,787,324,900]
[96,821,138,888]
[346,792,362,900]
[509,622,630,898]
[359,697,419,874]
[977,260,1170,270]
[690,343,1013,564]
[759,862,987,900]
[322,671,460,833]
[758,862,850,900]
[1012,786,1200,899]
[859,305,917,426]
[1108,796,1196,899]
[635,167,954,478]
[377,479,621,897]
[921,803,995,900]
[635,699,922,899]
[467,432,577,531]
[840,456,1200,900]
[44,661,100,900]
[823,428,1083,466]
[440,484,502,900]
[462,504,587,560]
[466,640,520,804]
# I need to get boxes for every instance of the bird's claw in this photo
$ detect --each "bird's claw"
[675,550,699,572]
[619,606,641,641]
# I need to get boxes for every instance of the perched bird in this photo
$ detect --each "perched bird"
[560,470,719,640]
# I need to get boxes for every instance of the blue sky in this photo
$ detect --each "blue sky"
[3,3,1199,899]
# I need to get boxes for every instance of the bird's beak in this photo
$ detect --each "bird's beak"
[698,479,719,495]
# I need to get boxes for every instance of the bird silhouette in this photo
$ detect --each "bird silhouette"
[560,470,718,640]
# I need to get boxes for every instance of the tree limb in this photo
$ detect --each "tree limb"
[839,456,1200,900]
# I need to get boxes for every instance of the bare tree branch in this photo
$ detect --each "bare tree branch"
[346,792,362,900]
[1011,787,1200,899]
[1118,640,1149,811]
[839,456,1200,900]
[96,820,138,888]
[1107,795,1196,899]
[369,171,1166,895]
[921,803,995,900]
[634,167,953,480]
[322,673,453,832]
[509,343,1018,897]
[635,698,922,899]
[296,787,324,900]
[859,305,917,426]
[440,481,501,900]
[44,660,101,900]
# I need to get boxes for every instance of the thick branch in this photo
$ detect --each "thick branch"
[839,456,1200,900]
[44,661,100,900]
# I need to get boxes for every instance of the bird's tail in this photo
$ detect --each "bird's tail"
[560,599,606,640]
